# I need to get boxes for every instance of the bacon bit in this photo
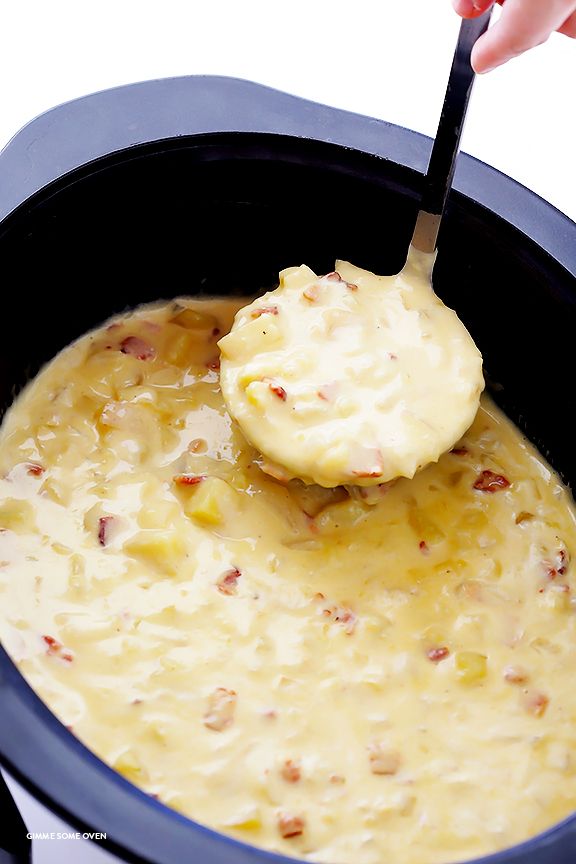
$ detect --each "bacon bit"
[351,448,384,480]
[120,336,155,361]
[42,635,61,653]
[427,646,450,663]
[419,540,430,555]
[277,813,305,839]
[251,305,279,319]
[473,470,510,492]
[329,774,346,785]
[26,462,45,476]
[203,687,237,731]
[388,353,398,360]
[317,382,339,403]
[302,284,320,302]
[269,383,287,401]
[173,473,206,486]
[346,281,358,292]
[368,744,401,776]
[504,665,529,684]
[324,271,343,282]
[322,604,357,634]
[523,690,549,717]
[217,567,241,595]
[206,357,221,371]
[352,468,383,479]
[543,547,570,580]
[42,635,73,662]
[281,760,301,783]
[97,516,116,547]
[259,461,291,484]
[451,447,468,456]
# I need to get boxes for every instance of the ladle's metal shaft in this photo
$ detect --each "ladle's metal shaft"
[412,10,493,254]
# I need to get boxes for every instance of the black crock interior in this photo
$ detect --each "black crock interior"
[1,131,575,483]
[1,77,576,864]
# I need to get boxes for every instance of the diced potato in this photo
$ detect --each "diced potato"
[317,442,351,476]
[455,651,487,683]
[224,808,262,831]
[161,323,200,368]
[182,477,242,527]
[113,749,147,781]
[538,587,571,613]
[407,502,445,545]
[315,498,369,534]
[288,481,347,518]
[83,502,106,537]
[69,553,86,592]
[0,498,36,533]
[123,530,186,575]
[84,351,143,393]
[369,744,401,775]
[171,307,219,332]
[459,508,489,532]
[138,498,180,529]
[245,381,270,409]
[278,264,317,290]
[116,385,158,407]
[218,318,282,360]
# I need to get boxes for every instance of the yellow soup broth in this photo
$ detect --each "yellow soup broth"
[0,296,575,864]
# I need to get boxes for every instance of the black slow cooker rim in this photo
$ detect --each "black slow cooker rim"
[0,75,575,279]
[1,76,575,864]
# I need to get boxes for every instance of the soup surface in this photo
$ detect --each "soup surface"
[0,294,575,864]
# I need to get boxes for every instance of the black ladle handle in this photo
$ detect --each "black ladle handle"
[412,9,493,253]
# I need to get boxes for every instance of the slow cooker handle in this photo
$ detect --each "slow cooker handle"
[0,772,31,864]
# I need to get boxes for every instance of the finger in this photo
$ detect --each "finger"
[472,0,576,72]
[558,9,576,36]
[452,0,495,19]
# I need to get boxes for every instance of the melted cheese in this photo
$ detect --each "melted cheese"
[0,297,575,864]
[219,251,484,487]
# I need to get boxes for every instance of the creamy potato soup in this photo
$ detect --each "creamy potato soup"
[0,289,575,864]
[219,252,484,488]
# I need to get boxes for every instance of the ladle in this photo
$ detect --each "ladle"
[412,9,493,255]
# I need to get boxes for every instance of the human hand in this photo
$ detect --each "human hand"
[452,0,576,72]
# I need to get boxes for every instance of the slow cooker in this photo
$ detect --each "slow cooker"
[0,75,575,864]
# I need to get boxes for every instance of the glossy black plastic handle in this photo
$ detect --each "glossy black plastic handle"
[0,772,30,864]
[420,9,493,219]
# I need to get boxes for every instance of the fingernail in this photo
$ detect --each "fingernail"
[453,0,488,13]
[452,0,475,13]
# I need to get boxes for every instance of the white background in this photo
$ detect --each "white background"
[1,1,575,862]
[1,0,575,219]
